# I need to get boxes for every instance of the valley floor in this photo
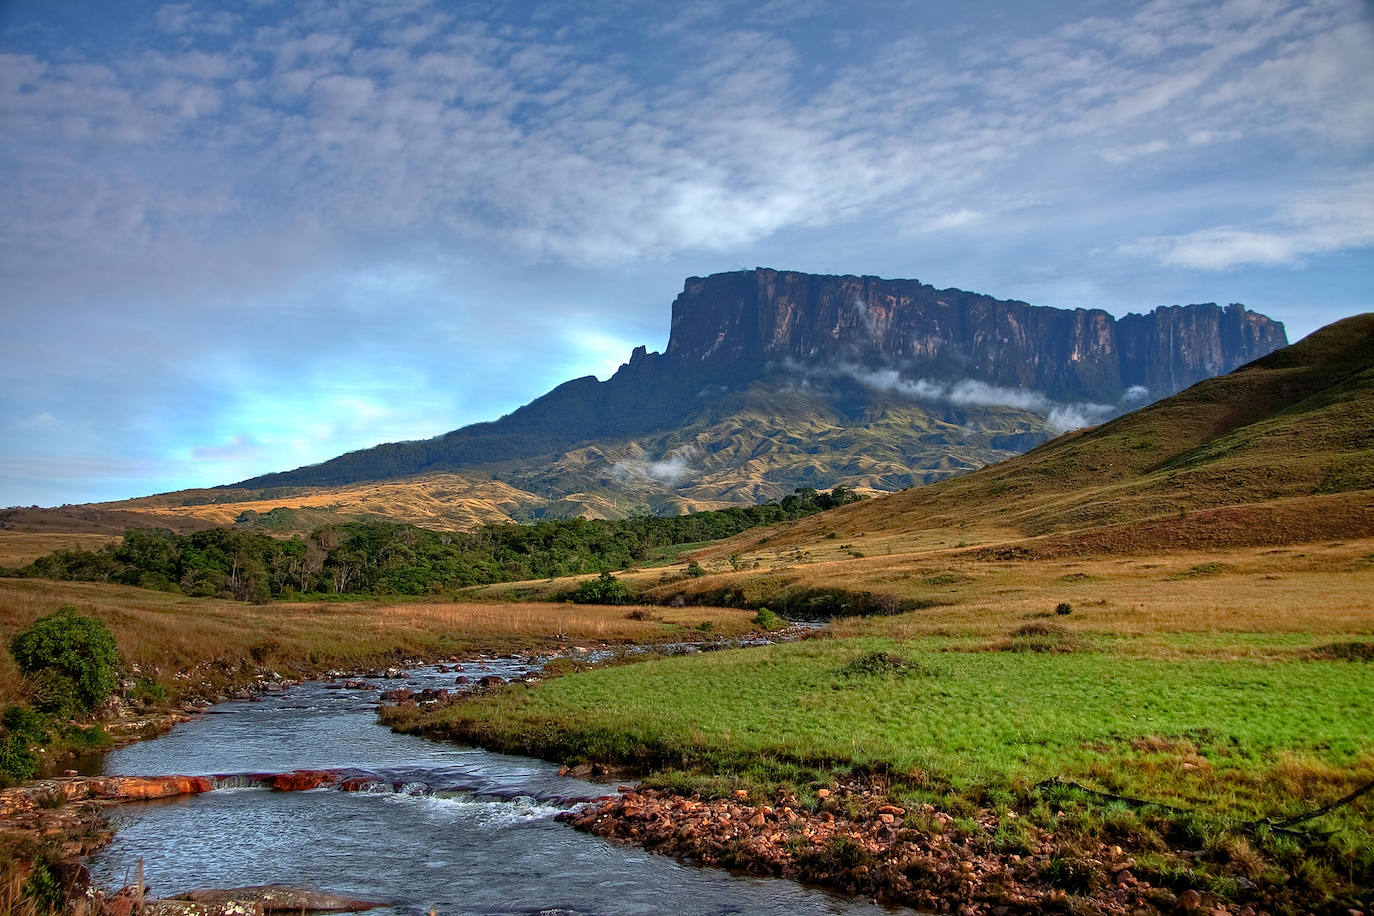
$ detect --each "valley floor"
[390,537,1374,915]
[1,537,1371,914]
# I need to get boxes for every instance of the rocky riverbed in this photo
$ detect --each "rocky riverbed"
[561,783,1277,916]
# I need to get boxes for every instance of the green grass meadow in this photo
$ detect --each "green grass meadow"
[394,630,1374,902]
[407,636,1374,805]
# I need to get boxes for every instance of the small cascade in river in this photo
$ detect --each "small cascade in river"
[86,650,901,916]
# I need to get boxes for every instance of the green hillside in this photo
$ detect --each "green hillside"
[741,313,1374,556]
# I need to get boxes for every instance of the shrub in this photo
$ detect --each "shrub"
[839,651,936,678]
[1042,855,1101,894]
[685,560,706,578]
[751,607,783,629]
[1056,602,1073,615]
[9,607,120,713]
[0,706,49,784]
[568,571,631,605]
[28,670,80,718]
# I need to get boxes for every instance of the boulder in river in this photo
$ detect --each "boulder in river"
[174,885,389,913]
[143,900,264,916]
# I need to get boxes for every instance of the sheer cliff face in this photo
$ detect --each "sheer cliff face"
[662,268,1287,402]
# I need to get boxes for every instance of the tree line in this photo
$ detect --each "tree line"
[7,487,862,602]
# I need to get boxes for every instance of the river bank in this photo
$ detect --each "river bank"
[2,629,824,916]
[564,785,1238,915]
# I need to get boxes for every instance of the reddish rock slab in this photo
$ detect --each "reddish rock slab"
[89,775,213,800]
[263,770,343,792]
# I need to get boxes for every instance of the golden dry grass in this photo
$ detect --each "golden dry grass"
[752,538,1369,639]
[0,474,554,536]
[115,474,547,531]
[0,577,755,707]
[472,537,1374,660]
[0,533,120,568]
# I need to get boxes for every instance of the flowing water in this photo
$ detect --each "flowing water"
[86,654,902,916]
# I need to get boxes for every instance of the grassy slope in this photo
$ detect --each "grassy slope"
[399,541,1374,905]
[0,578,756,710]
[682,313,1374,566]
[0,376,1049,539]
[401,541,1374,795]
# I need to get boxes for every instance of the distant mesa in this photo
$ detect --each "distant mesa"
[229,268,1284,500]
[658,268,1285,401]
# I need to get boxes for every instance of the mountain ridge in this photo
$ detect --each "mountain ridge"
[233,268,1286,494]
[681,310,1373,570]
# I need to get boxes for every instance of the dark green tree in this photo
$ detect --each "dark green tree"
[569,571,632,605]
[9,607,120,714]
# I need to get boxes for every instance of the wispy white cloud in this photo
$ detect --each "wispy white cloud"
[813,362,1152,435]
[612,448,699,487]
[4,0,1368,298]
[1126,168,1374,269]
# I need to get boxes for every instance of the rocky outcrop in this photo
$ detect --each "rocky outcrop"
[663,268,1287,402]
[173,886,388,913]
[89,775,214,800]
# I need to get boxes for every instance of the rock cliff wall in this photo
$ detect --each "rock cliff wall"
[662,268,1287,402]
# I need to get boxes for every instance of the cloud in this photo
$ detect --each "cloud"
[191,434,270,462]
[838,365,1055,412]
[153,4,240,37]
[1100,139,1170,165]
[4,0,1368,299]
[849,297,881,336]
[1045,403,1116,434]
[611,449,698,486]
[816,362,1155,435]
[1125,169,1374,269]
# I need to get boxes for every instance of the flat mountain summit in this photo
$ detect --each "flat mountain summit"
[230,269,1285,507]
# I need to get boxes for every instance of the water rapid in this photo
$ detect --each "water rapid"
[86,654,902,916]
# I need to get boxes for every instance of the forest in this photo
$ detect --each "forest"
[6,487,862,601]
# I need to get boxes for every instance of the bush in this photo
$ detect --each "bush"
[839,651,936,677]
[29,670,80,718]
[751,607,783,629]
[9,607,120,714]
[0,706,49,784]
[1056,602,1073,615]
[685,560,706,578]
[569,571,631,605]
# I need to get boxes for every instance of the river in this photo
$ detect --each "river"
[85,653,903,916]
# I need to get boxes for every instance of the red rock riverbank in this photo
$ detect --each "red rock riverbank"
[562,784,1277,916]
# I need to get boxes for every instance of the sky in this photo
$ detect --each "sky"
[2,0,1371,507]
